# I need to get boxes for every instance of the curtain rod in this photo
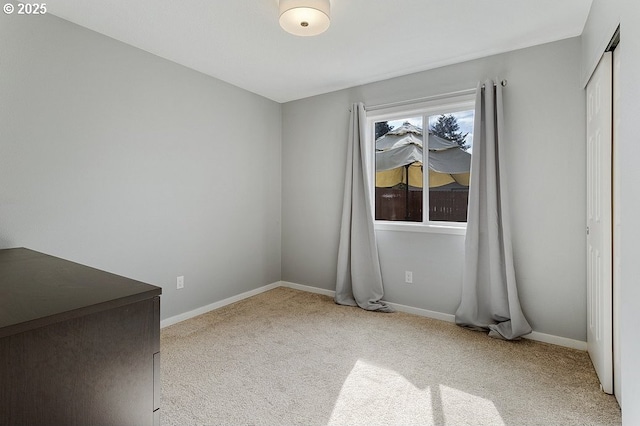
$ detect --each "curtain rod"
[365,79,507,112]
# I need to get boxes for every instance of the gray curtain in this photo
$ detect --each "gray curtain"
[335,103,393,312]
[455,81,532,340]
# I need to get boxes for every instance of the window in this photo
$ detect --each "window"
[368,95,475,229]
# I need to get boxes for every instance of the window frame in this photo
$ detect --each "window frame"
[366,93,475,235]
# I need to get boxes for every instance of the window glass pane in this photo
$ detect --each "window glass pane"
[374,117,423,222]
[427,111,474,222]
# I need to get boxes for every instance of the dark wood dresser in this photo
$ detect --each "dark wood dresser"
[0,248,162,426]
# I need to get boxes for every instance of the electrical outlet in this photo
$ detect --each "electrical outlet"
[177,276,184,289]
[405,271,413,284]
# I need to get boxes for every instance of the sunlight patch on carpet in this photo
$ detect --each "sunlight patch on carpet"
[439,384,505,425]
[328,359,504,426]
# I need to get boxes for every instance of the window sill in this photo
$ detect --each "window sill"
[374,221,466,236]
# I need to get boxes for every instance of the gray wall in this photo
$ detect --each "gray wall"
[583,1,640,423]
[0,12,282,320]
[282,38,587,341]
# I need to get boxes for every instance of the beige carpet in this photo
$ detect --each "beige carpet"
[160,287,621,425]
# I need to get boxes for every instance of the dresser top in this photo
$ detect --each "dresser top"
[0,248,162,338]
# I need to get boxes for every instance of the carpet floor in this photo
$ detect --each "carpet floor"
[160,287,621,425]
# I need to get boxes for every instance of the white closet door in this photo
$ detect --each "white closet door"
[586,51,613,395]
[612,43,621,404]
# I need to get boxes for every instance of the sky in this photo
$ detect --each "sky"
[387,109,475,152]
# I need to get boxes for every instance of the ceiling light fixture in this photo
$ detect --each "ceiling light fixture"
[279,0,330,37]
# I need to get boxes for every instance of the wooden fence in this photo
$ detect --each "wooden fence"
[375,187,468,223]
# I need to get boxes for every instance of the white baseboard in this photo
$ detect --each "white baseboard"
[279,282,456,323]
[525,331,587,351]
[387,301,457,323]
[280,281,336,297]
[280,281,587,350]
[160,281,281,328]
[161,280,588,351]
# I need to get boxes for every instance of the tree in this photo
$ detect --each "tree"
[429,114,469,150]
[375,121,394,139]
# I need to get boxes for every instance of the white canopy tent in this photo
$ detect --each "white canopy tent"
[375,122,471,188]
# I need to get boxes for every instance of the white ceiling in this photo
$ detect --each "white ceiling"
[48,0,593,103]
